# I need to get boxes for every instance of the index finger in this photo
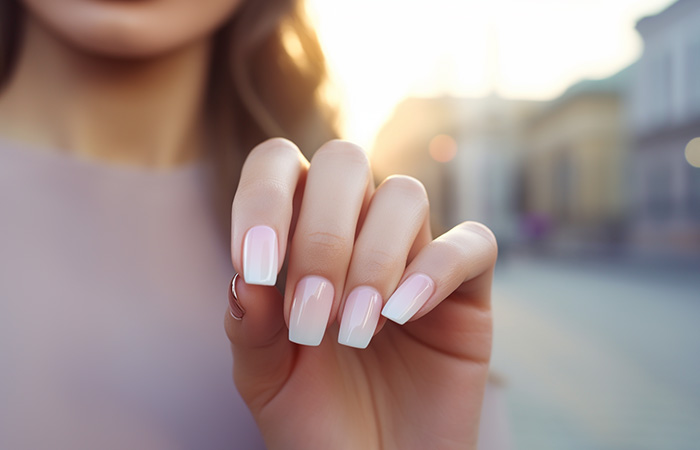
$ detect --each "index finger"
[231,137,309,286]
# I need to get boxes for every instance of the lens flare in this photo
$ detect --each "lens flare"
[685,137,700,168]
[428,134,457,163]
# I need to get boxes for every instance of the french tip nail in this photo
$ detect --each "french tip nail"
[242,225,279,286]
[338,286,381,348]
[381,273,435,325]
[244,274,277,286]
[380,309,408,325]
[289,332,323,346]
[337,336,370,349]
[288,275,334,346]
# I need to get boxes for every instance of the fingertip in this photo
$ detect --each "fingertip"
[459,221,498,263]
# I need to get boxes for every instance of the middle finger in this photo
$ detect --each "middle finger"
[284,140,373,346]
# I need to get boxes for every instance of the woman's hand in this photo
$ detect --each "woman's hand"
[225,138,497,450]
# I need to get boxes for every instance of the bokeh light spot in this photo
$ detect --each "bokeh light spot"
[428,134,457,163]
[686,137,700,168]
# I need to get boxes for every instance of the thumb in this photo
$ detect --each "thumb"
[224,274,294,414]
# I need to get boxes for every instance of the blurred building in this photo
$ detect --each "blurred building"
[448,95,544,247]
[522,67,632,251]
[370,96,461,235]
[371,0,700,258]
[371,95,543,246]
[629,0,700,255]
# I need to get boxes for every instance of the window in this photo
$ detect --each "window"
[648,162,673,220]
[649,52,673,128]
[687,39,700,116]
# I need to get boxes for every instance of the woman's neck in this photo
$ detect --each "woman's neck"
[0,16,211,168]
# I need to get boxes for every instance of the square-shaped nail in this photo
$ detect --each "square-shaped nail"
[338,286,382,349]
[243,225,279,286]
[381,273,435,325]
[289,275,334,346]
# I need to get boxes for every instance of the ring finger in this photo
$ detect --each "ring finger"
[337,175,431,348]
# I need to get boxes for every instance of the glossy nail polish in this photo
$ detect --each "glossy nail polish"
[243,225,278,286]
[289,275,334,346]
[381,273,435,325]
[338,286,382,349]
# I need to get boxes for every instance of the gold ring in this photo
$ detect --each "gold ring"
[228,273,245,320]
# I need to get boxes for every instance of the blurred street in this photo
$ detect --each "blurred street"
[490,255,700,450]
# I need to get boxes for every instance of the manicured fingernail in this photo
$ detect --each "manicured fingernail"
[338,286,382,349]
[289,275,334,346]
[243,225,279,286]
[381,273,435,325]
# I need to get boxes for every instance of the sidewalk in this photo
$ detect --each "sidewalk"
[490,254,700,450]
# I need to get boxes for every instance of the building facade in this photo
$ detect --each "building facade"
[630,0,700,254]
[371,95,543,246]
[523,68,631,250]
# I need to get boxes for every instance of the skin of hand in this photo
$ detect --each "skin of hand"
[225,137,498,450]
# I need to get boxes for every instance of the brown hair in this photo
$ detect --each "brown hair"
[0,0,340,239]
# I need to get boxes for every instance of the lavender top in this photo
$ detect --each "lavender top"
[0,139,265,449]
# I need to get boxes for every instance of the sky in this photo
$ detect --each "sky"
[305,0,677,150]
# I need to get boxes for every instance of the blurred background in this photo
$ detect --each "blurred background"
[307,0,700,449]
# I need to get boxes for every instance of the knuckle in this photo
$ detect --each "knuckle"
[427,238,469,281]
[435,237,468,261]
[380,175,429,207]
[236,177,291,205]
[303,230,352,256]
[248,137,302,163]
[313,139,370,169]
[459,221,499,259]
[359,248,399,278]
